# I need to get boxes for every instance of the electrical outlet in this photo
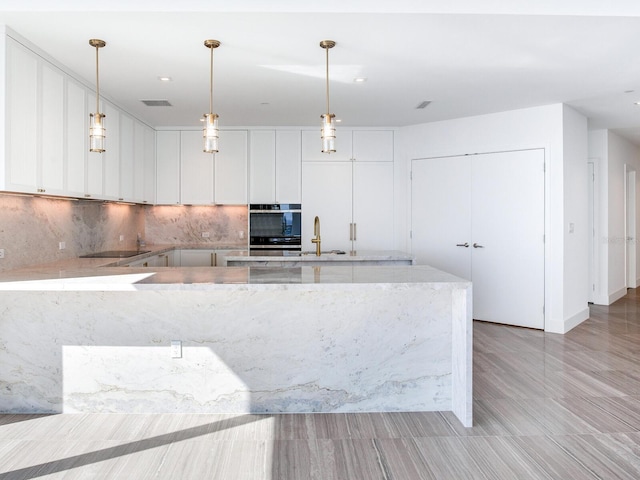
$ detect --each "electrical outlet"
[59,241,66,250]
[201,232,210,238]
[170,340,182,358]
[239,230,245,239]
[119,234,124,242]
[0,249,4,259]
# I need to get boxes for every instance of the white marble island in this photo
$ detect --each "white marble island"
[0,263,472,427]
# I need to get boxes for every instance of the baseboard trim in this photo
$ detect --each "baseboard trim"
[609,287,628,305]
[563,307,589,333]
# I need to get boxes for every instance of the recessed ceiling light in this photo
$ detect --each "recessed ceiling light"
[635,101,640,106]
[336,119,342,123]
[158,76,172,82]
[353,77,367,83]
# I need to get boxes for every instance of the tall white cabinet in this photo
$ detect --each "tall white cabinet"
[302,130,394,252]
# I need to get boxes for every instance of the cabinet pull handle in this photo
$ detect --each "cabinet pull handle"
[211,253,215,266]
[353,223,357,241]
[349,223,353,241]
[456,243,469,248]
[473,243,485,248]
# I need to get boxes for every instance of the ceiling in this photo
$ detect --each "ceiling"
[3,1,640,143]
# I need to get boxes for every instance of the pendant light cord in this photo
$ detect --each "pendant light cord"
[325,46,330,115]
[95,45,100,114]
[209,45,214,114]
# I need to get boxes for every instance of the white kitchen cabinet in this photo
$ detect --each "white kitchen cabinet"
[249,130,301,204]
[119,113,134,201]
[301,130,394,251]
[275,130,301,203]
[40,62,65,194]
[142,125,156,204]
[302,128,352,162]
[155,131,180,204]
[5,38,38,193]
[103,103,121,200]
[249,130,276,204]
[132,121,145,203]
[352,162,394,250]
[66,78,87,197]
[215,130,248,204]
[178,249,216,267]
[180,130,214,205]
[302,162,353,251]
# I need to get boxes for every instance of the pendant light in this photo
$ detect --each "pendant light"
[203,39,221,153]
[88,39,106,153]
[320,40,336,154]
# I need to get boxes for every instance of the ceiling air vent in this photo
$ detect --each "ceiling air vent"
[416,100,431,109]
[141,100,172,107]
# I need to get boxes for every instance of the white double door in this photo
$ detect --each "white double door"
[411,149,545,329]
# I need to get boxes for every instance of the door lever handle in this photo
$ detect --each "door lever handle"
[473,243,484,248]
[456,243,469,248]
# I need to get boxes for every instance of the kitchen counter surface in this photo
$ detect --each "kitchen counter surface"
[219,249,415,267]
[0,247,428,290]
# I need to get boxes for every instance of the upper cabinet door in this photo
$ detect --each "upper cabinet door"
[275,130,301,204]
[103,103,121,200]
[155,131,180,205]
[352,130,394,162]
[215,130,248,204]
[249,130,276,204]
[119,114,135,201]
[6,39,38,192]
[301,129,352,162]
[66,78,87,197]
[40,62,65,194]
[180,130,214,205]
[142,125,156,204]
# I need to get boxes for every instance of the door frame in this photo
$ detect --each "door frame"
[625,164,637,289]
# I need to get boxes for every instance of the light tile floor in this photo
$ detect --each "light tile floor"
[2,290,640,479]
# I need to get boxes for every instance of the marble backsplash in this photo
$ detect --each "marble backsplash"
[144,205,248,246]
[0,193,248,272]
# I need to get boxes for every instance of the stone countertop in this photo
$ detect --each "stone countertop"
[220,250,416,263]
[0,246,465,291]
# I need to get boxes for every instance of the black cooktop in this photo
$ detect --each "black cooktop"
[80,250,151,258]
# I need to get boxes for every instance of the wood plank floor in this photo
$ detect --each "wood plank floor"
[2,290,640,479]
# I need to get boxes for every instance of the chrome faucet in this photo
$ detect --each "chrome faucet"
[311,216,321,256]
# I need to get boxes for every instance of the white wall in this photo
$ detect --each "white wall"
[562,105,589,328]
[395,103,589,333]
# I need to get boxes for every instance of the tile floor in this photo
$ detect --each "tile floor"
[2,290,640,479]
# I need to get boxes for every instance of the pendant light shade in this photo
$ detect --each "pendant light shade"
[88,39,106,153]
[203,39,221,153]
[320,40,336,154]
